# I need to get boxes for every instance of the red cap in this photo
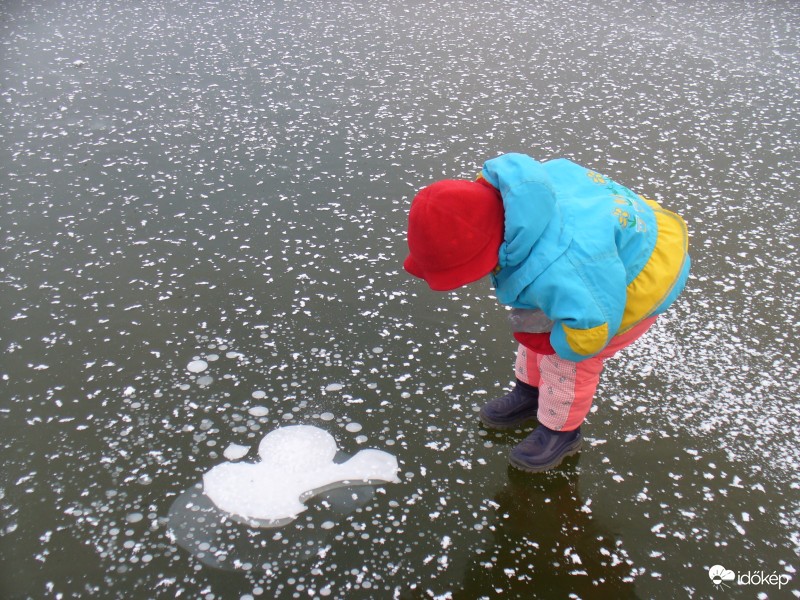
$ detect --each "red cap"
[404,179,504,291]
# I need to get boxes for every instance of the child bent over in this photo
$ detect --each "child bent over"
[404,153,690,472]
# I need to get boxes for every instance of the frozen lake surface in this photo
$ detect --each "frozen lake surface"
[1,0,798,597]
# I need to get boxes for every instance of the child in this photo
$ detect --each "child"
[404,153,690,472]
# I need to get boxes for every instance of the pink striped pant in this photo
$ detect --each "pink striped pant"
[514,317,658,431]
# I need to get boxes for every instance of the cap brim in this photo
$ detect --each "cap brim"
[403,239,499,292]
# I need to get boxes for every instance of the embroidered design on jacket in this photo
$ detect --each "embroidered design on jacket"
[588,171,648,232]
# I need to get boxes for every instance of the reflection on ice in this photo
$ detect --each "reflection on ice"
[202,425,400,524]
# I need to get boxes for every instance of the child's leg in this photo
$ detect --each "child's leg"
[536,354,603,431]
[515,342,592,430]
[514,344,542,387]
[526,317,659,431]
[514,343,602,426]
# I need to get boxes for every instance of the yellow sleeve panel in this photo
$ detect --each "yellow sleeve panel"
[562,322,609,357]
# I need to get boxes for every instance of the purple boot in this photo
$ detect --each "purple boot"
[479,380,539,429]
[509,424,583,473]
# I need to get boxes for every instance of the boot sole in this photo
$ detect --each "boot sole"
[508,436,583,473]
[478,407,538,430]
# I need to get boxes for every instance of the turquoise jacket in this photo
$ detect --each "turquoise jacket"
[481,153,690,362]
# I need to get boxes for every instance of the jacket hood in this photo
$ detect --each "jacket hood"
[481,154,570,306]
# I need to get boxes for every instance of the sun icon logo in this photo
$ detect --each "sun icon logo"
[708,565,736,589]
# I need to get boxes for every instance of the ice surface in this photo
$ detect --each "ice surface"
[203,425,400,523]
[168,476,381,570]
[3,0,799,596]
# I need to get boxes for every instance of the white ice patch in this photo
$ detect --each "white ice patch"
[223,443,250,460]
[187,359,208,373]
[248,406,268,417]
[202,425,400,523]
